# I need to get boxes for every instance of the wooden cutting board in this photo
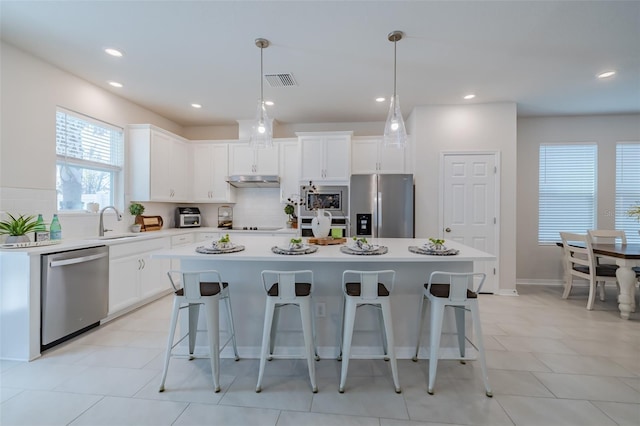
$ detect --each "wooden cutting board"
[308,237,347,245]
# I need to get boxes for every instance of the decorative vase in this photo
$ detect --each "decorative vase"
[311,209,332,238]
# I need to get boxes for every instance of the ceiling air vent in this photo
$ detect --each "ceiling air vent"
[264,73,298,88]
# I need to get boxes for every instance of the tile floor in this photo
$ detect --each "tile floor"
[1,285,639,425]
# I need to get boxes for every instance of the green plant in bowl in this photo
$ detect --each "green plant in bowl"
[0,213,39,243]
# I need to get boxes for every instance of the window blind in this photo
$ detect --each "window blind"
[56,108,123,170]
[615,142,640,243]
[538,144,597,244]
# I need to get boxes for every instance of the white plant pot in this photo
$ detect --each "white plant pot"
[311,209,332,238]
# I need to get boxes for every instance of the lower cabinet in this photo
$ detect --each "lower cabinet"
[108,237,171,316]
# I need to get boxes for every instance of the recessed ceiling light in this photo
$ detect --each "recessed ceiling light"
[376,97,386,102]
[597,70,616,79]
[463,94,476,100]
[108,81,123,88]
[191,103,202,108]
[265,100,274,106]
[104,48,123,57]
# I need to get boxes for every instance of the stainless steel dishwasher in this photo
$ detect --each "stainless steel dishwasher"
[41,245,109,350]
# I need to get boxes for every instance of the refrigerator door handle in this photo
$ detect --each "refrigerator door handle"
[377,191,382,234]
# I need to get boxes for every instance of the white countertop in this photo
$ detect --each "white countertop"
[153,236,495,263]
[0,227,297,256]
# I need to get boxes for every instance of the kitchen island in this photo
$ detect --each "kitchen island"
[152,236,495,359]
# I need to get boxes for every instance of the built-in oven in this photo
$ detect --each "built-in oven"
[300,216,348,238]
[299,185,348,218]
[299,184,349,237]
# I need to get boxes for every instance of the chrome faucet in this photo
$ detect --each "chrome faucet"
[99,206,123,236]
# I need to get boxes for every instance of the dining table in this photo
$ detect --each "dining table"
[591,243,640,320]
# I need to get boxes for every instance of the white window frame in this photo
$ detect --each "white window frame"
[615,142,640,243]
[538,143,597,244]
[55,107,124,212]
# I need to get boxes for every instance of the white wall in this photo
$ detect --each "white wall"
[410,103,518,293]
[0,42,185,236]
[516,114,640,283]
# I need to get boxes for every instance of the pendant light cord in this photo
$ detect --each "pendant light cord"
[393,38,397,99]
[260,44,264,106]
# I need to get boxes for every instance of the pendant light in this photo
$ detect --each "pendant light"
[383,31,408,149]
[250,38,273,149]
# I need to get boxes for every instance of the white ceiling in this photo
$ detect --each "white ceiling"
[1,1,639,127]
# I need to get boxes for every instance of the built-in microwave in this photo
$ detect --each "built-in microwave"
[299,185,349,218]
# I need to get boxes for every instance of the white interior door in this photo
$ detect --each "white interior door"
[441,153,499,293]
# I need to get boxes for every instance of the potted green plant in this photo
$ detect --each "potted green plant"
[628,204,640,222]
[284,203,295,228]
[129,203,145,232]
[0,213,39,243]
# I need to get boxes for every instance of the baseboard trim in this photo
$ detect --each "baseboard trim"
[215,345,478,360]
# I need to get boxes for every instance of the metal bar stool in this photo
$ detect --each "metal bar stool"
[338,269,400,394]
[413,271,491,396]
[256,270,319,393]
[159,270,239,393]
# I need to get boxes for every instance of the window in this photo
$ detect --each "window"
[56,108,124,211]
[615,142,640,243]
[538,144,597,244]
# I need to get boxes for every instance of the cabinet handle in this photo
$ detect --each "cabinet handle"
[141,259,146,269]
[138,259,142,270]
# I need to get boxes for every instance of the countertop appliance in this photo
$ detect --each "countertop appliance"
[350,174,414,238]
[175,207,201,228]
[41,245,109,351]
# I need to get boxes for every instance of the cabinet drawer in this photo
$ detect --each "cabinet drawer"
[109,237,170,259]
[196,232,219,242]
[171,233,195,246]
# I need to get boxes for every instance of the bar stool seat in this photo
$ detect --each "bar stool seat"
[256,270,318,393]
[338,269,400,394]
[413,271,491,397]
[159,270,239,393]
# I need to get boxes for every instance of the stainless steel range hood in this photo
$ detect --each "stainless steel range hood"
[226,175,280,188]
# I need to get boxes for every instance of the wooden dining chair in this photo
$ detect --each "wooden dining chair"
[560,232,618,310]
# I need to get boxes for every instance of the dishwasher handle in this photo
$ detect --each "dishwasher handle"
[49,252,108,268]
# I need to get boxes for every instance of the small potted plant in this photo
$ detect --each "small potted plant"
[628,204,640,222]
[284,204,295,228]
[0,213,39,243]
[285,195,303,229]
[129,203,145,232]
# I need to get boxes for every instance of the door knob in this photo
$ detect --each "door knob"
[445,227,451,233]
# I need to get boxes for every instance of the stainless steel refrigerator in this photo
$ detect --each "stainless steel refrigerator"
[350,174,414,238]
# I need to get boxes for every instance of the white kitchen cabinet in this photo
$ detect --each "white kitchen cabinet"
[170,233,195,270]
[229,142,279,175]
[297,131,352,183]
[129,124,190,202]
[278,138,300,202]
[195,232,220,242]
[108,237,171,316]
[351,136,406,174]
[192,142,235,203]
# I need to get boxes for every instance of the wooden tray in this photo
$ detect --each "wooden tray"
[308,237,347,245]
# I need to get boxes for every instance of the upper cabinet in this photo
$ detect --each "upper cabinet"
[297,131,352,183]
[192,142,235,203]
[129,125,190,202]
[229,142,279,175]
[351,136,406,174]
[278,138,299,202]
